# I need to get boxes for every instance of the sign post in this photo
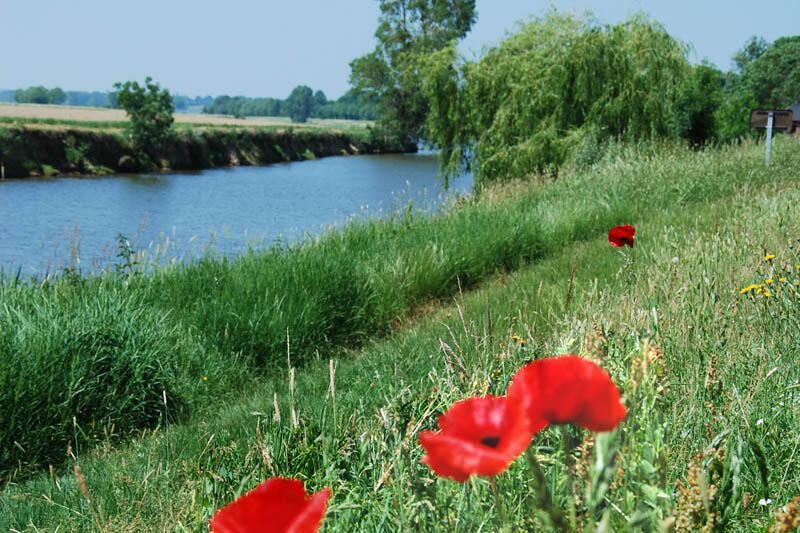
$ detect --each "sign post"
[749,109,793,167]
[765,111,773,166]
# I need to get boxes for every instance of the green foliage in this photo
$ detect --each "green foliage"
[47,87,66,105]
[744,35,800,107]
[284,85,313,123]
[312,89,327,110]
[63,134,89,170]
[422,12,690,187]
[113,76,175,163]
[350,0,477,143]
[732,36,769,73]
[674,63,723,145]
[714,88,757,143]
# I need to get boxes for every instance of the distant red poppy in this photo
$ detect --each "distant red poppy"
[210,477,331,533]
[508,355,626,432]
[418,395,544,482]
[608,225,635,248]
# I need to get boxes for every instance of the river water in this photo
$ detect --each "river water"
[0,152,472,277]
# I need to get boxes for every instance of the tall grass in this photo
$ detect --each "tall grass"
[0,137,797,485]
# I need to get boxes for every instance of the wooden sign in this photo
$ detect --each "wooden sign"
[749,109,794,131]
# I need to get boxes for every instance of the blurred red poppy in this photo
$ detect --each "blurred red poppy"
[210,477,331,533]
[508,355,626,432]
[608,225,635,248]
[419,395,544,482]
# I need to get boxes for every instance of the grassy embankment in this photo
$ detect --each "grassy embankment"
[2,138,799,531]
[0,109,407,178]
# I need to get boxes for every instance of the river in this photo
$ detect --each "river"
[0,152,472,277]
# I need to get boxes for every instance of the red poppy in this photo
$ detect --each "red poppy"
[418,395,545,482]
[508,355,626,432]
[210,477,331,533]
[608,225,635,248]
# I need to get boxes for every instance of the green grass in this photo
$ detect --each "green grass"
[1,138,799,531]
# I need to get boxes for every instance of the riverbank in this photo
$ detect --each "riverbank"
[0,124,415,179]
[2,137,799,531]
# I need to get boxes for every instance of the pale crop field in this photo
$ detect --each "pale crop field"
[0,103,371,129]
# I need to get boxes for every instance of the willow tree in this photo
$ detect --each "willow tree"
[421,12,690,188]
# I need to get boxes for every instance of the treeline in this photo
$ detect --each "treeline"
[5,86,212,111]
[11,86,117,107]
[345,3,800,187]
[203,87,379,122]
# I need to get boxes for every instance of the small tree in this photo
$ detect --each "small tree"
[285,85,313,123]
[113,77,175,162]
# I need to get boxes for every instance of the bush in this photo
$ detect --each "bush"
[113,77,174,164]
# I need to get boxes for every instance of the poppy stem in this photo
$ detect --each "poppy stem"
[560,425,578,530]
[489,476,509,532]
[525,448,569,531]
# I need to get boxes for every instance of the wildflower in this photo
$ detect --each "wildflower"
[765,254,775,261]
[757,419,764,426]
[203,376,208,381]
[608,225,635,248]
[766,279,774,284]
[418,395,542,482]
[210,478,331,533]
[763,291,772,297]
[760,498,773,506]
[508,355,626,432]
[779,277,787,283]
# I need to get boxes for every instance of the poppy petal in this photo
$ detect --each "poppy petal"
[210,478,330,533]
[286,488,332,533]
[508,355,626,432]
[608,225,635,248]
[419,395,542,482]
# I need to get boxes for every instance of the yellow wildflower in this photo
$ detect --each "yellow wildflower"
[779,277,787,282]
[763,291,771,297]
[766,279,774,284]
[765,254,775,261]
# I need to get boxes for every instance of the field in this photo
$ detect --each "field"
[0,103,371,130]
[1,137,799,531]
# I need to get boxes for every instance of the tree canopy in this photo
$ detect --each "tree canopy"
[113,77,174,163]
[421,12,689,187]
[350,0,477,144]
[284,85,314,123]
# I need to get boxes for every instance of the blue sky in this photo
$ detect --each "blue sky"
[1,1,797,100]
